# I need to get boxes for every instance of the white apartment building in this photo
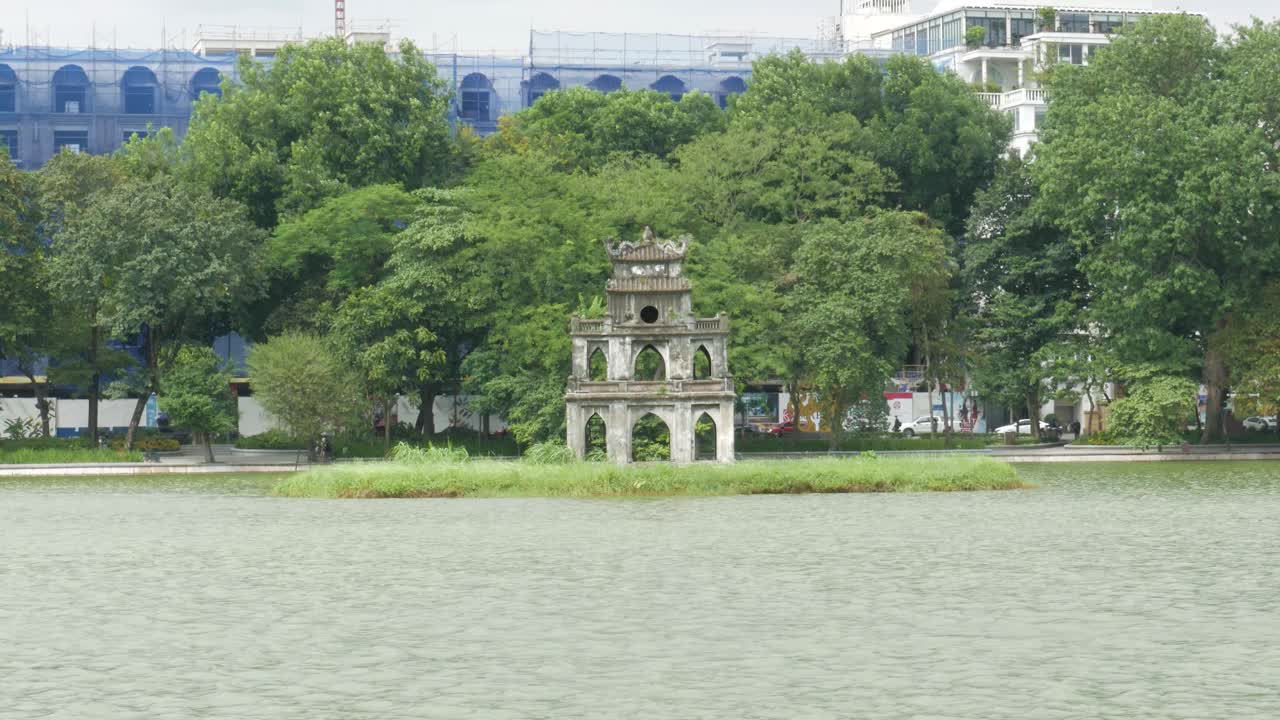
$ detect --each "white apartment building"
[830,0,1164,154]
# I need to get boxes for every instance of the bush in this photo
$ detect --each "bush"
[523,441,575,465]
[389,441,470,463]
[1107,376,1199,449]
[109,437,180,452]
[1073,429,1124,445]
[235,429,307,450]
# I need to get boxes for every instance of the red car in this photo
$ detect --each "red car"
[767,421,797,438]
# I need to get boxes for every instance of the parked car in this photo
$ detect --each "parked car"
[993,419,1051,435]
[1242,416,1275,432]
[898,415,945,437]
[767,421,797,438]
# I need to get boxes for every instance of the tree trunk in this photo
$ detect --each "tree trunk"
[940,380,952,448]
[828,393,843,451]
[1027,387,1042,442]
[21,367,51,437]
[124,393,148,451]
[88,322,99,446]
[1201,342,1228,444]
[417,384,437,437]
[383,397,393,449]
[203,432,216,463]
[125,327,158,451]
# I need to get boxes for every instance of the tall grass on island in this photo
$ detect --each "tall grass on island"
[272,443,1026,499]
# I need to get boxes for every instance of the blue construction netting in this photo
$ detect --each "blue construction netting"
[0,46,239,107]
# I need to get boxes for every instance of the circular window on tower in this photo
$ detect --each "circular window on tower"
[640,306,659,324]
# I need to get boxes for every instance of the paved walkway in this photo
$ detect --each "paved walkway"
[0,444,310,477]
[6,442,1280,477]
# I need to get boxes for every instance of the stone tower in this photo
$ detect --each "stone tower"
[566,227,735,463]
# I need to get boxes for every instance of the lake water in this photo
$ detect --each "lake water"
[3,462,1279,719]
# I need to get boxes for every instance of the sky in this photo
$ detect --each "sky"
[2,0,1277,53]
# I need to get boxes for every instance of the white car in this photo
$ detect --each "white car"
[898,415,946,437]
[993,419,1051,435]
[1242,416,1275,432]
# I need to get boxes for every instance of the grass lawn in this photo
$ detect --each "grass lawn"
[272,456,1026,499]
[0,446,143,464]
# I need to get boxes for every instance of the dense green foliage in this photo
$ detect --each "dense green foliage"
[182,37,454,227]
[272,456,1025,498]
[1105,377,1200,449]
[964,155,1083,439]
[11,20,1280,455]
[246,332,365,458]
[1034,15,1280,441]
[160,346,238,462]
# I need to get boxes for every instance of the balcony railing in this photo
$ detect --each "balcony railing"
[976,88,1047,110]
[567,377,734,394]
[694,315,729,332]
[571,317,607,334]
[976,92,1002,108]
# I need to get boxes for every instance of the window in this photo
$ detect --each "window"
[1060,13,1089,33]
[54,130,89,154]
[943,15,963,49]
[650,75,686,102]
[526,72,560,107]
[190,67,223,100]
[967,15,1007,47]
[459,73,493,122]
[588,74,623,93]
[0,64,15,112]
[1011,18,1035,46]
[53,65,89,113]
[1,130,17,161]
[717,76,746,109]
[1093,14,1127,34]
[1058,44,1085,65]
[1034,109,1047,129]
[122,66,158,114]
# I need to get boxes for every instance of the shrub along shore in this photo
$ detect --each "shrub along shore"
[272,456,1026,499]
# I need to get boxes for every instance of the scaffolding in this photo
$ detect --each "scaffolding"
[0,46,239,167]
[528,30,838,69]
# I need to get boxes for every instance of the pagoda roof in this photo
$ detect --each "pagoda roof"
[604,226,689,262]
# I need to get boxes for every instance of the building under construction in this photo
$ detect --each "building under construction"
[0,24,872,166]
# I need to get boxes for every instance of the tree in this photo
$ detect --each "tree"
[247,332,365,460]
[49,175,265,449]
[730,51,1009,236]
[160,346,237,463]
[1033,15,1280,442]
[182,37,453,227]
[256,184,419,335]
[1107,376,1198,449]
[1220,280,1280,434]
[964,155,1084,440]
[329,289,444,448]
[789,213,951,448]
[0,155,62,437]
[36,151,127,444]
[494,87,725,170]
